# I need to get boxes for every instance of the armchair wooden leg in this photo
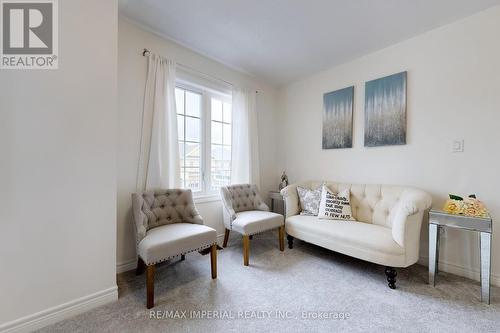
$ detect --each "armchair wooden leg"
[287,235,294,249]
[223,228,230,248]
[279,226,285,251]
[210,244,217,279]
[146,264,155,309]
[243,235,250,266]
[136,257,145,276]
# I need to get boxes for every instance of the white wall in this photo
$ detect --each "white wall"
[0,0,118,331]
[278,6,500,285]
[117,18,282,271]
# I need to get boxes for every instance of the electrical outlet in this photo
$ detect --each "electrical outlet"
[452,139,464,153]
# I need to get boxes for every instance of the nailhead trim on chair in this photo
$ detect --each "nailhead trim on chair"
[141,241,217,266]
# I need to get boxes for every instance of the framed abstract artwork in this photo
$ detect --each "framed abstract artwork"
[322,86,354,149]
[364,71,407,147]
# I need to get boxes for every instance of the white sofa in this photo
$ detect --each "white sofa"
[281,181,432,288]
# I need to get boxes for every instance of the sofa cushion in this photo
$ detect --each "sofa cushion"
[297,185,322,216]
[232,210,284,235]
[138,223,217,265]
[286,215,404,256]
[318,186,355,221]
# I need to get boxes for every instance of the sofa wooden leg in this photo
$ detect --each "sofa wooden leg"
[287,235,294,249]
[146,264,155,309]
[223,228,230,248]
[243,235,250,266]
[181,254,186,261]
[385,267,397,289]
[279,226,285,251]
[210,244,217,279]
[136,257,145,276]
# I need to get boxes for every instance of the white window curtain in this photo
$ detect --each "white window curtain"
[231,88,260,187]
[137,54,181,191]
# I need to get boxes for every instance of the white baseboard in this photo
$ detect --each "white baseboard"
[116,259,137,274]
[418,256,500,287]
[0,286,118,333]
[215,233,225,245]
[116,233,227,274]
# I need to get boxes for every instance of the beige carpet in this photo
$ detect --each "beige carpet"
[38,233,499,332]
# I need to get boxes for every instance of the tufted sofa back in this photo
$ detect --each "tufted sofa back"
[220,184,268,213]
[282,181,432,228]
[131,189,203,242]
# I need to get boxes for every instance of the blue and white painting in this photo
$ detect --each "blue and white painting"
[364,72,407,147]
[322,86,354,149]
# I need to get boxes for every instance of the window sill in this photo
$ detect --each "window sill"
[193,193,221,204]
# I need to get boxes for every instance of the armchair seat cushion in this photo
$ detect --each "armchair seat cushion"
[232,211,284,235]
[138,223,217,265]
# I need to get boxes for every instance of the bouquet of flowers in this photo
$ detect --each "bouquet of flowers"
[443,194,489,218]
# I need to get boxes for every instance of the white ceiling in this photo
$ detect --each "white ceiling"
[119,0,500,86]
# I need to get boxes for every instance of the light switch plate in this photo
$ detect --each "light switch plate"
[452,139,464,153]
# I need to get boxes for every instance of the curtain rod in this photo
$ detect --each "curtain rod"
[142,48,258,93]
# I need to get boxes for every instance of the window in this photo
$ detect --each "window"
[176,88,202,192]
[210,98,232,190]
[175,84,232,197]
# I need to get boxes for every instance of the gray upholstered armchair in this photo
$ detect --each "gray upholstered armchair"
[220,184,285,266]
[132,189,217,308]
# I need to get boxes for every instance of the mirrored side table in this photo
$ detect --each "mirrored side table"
[428,210,492,304]
[269,191,284,214]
